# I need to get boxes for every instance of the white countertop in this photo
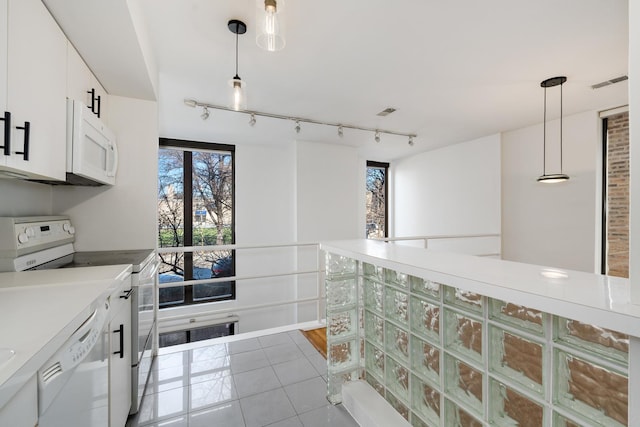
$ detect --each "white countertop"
[0,265,132,409]
[320,239,640,337]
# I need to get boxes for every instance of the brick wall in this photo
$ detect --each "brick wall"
[606,112,629,278]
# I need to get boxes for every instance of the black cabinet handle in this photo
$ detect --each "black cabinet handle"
[113,324,124,358]
[15,121,30,161]
[87,88,96,113]
[0,111,10,156]
[120,288,133,299]
[87,88,101,117]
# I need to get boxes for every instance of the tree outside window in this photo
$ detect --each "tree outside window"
[366,161,389,238]
[158,139,235,307]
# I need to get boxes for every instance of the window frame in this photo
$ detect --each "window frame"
[366,160,390,239]
[158,138,236,307]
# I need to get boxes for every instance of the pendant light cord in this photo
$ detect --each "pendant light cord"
[235,24,240,79]
[560,81,563,174]
[543,86,547,176]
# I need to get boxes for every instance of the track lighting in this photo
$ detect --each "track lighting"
[183,99,417,143]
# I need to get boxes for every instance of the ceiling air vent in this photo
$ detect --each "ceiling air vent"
[591,75,628,89]
[376,107,396,117]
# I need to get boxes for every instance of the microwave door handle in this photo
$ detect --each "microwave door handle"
[107,141,118,177]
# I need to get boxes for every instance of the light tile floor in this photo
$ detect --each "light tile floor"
[126,330,358,427]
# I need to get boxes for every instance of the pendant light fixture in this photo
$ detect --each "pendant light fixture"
[228,19,247,111]
[256,0,285,51]
[537,76,569,183]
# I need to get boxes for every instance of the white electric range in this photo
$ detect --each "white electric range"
[0,216,157,414]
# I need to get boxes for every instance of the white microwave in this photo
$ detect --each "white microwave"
[65,99,118,186]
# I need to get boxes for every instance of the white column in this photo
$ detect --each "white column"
[630,0,640,305]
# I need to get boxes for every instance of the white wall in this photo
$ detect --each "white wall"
[0,179,52,217]
[630,1,640,304]
[296,140,361,242]
[52,96,158,250]
[393,134,501,253]
[501,110,599,272]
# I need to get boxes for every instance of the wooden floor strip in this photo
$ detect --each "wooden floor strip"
[300,327,327,359]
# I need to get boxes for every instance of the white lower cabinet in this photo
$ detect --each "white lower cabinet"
[109,287,132,427]
[0,375,37,427]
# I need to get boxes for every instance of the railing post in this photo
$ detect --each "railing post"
[317,244,324,324]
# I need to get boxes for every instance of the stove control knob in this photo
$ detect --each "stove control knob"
[26,227,36,237]
[63,223,75,235]
[17,232,28,244]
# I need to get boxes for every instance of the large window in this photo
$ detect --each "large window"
[366,161,389,238]
[158,138,235,308]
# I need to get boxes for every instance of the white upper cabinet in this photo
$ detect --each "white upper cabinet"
[2,0,67,181]
[67,43,109,124]
[0,0,9,155]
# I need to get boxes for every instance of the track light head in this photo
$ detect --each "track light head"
[201,107,210,120]
[338,125,344,138]
[184,99,197,108]
[408,136,414,146]
[295,120,301,134]
[374,131,380,143]
[249,113,257,126]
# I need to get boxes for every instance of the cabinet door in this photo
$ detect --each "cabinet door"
[0,0,8,166]
[66,43,92,105]
[109,295,132,427]
[0,375,37,426]
[5,0,67,181]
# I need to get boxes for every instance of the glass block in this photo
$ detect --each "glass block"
[326,252,356,278]
[327,370,358,405]
[410,296,440,343]
[328,310,357,339]
[489,298,544,335]
[555,350,627,427]
[385,322,409,363]
[489,326,543,395]
[385,356,410,401]
[444,355,483,417]
[444,309,483,363]
[410,276,440,300]
[328,340,358,372]
[386,391,410,421]
[385,287,409,326]
[365,341,385,380]
[364,278,384,314]
[411,374,440,425]
[366,372,385,398]
[385,268,408,288]
[444,398,483,427]
[410,413,433,427]
[444,286,483,314]
[410,335,440,385]
[363,262,385,281]
[326,277,357,309]
[365,310,385,346]
[489,378,544,427]
[555,317,628,364]
[553,412,584,427]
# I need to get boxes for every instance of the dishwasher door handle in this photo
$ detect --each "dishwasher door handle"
[113,324,124,358]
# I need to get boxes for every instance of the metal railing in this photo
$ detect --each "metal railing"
[154,234,500,339]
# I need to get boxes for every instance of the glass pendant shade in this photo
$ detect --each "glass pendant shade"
[256,0,285,51]
[537,76,569,183]
[228,77,246,111]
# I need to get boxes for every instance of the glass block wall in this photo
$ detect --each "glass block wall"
[324,252,630,427]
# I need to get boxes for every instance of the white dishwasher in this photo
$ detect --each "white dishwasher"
[37,297,110,427]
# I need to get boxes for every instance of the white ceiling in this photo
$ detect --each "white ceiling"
[45,0,629,161]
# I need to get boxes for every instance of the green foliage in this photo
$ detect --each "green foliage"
[159,227,233,247]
